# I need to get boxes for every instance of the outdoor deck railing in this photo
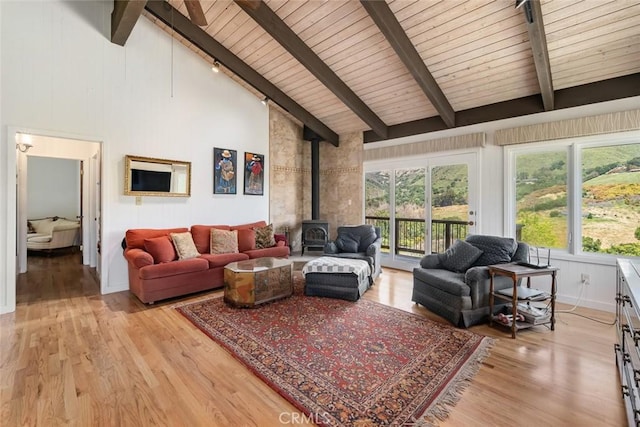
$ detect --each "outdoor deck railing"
[364,216,469,257]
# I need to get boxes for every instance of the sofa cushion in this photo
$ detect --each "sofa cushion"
[126,227,188,250]
[254,223,276,249]
[358,226,378,252]
[139,258,209,280]
[210,229,239,254]
[437,239,484,272]
[231,221,267,231]
[243,245,290,259]
[191,225,231,254]
[144,236,177,264]
[200,252,249,268]
[170,232,200,260]
[413,268,469,297]
[336,233,360,253]
[466,235,517,266]
[237,228,256,252]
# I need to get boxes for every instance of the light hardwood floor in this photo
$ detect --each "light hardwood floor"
[1,253,625,426]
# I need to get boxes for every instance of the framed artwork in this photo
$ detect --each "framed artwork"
[213,148,237,194]
[244,152,265,195]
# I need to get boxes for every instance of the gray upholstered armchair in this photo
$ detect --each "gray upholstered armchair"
[412,234,529,328]
[324,225,382,280]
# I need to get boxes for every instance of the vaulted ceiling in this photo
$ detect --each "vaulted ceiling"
[112,0,640,146]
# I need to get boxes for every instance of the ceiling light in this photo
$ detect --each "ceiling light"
[211,60,220,73]
[261,96,269,106]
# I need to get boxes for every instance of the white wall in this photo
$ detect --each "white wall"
[366,96,640,313]
[27,157,80,220]
[1,1,270,313]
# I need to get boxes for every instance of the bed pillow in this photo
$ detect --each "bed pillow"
[437,239,484,272]
[210,229,239,254]
[170,232,200,260]
[144,236,177,264]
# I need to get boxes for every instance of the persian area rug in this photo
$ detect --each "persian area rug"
[176,286,493,426]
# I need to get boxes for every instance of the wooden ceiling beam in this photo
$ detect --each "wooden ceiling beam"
[111,0,147,46]
[360,0,455,128]
[523,0,554,111]
[234,0,389,140]
[364,73,640,143]
[144,0,339,146]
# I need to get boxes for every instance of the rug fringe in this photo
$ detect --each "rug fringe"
[417,336,496,426]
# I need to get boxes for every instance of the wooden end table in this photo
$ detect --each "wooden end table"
[488,263,558,338]
[224,257,293,308]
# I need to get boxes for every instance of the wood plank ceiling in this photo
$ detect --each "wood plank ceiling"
[119,0,640,145]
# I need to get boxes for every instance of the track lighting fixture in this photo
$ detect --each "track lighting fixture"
[261,96,269,106]
[515,0,533,23]
[211,59,220,73]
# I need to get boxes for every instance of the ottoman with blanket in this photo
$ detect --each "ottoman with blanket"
[302,256,372,301]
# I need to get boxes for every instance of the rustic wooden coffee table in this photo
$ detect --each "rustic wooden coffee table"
[223,257,293,308]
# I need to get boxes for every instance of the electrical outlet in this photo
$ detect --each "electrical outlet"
[581,273,590,286]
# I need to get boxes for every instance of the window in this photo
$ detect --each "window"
[508,132,640,258]
[581,144,640,256]
[515,149,568,249]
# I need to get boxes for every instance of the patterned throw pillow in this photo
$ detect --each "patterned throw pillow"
[210,229,239,254]
[254,224,276,249]
[170,232,200,260]
[437,239,484,272]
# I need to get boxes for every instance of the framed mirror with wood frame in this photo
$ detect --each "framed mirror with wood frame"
[124,155,191,197]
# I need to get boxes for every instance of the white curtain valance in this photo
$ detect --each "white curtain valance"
[495,109,640,146]
[364,133,485,162]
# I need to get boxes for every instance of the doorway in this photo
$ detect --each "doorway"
[364,152,478,270]
[14,131,102,280]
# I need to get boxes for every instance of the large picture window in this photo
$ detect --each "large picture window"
[508,132,640,258]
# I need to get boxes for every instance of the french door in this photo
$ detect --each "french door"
[364,152,478,269]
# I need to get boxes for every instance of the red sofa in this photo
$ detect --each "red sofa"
[123,221,289,304]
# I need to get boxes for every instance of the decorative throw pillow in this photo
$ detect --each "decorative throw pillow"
[336,233,360,253]
[170,231,200,260]
[144,236,177,264]
[254,224,276,249]
[210,229,239,254]
[466,235,517,266]
[358,226,378,252]
[437,239,484,272]
[237,228,256,252]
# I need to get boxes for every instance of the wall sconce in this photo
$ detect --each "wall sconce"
[211,59,220,73]
[15,133,34,153]
[261,96,269,106]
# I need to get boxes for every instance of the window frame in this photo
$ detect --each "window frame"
[504,130,640,265]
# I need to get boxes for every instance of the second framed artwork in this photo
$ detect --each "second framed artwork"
[213,148,237,194]
[244,152,265,195]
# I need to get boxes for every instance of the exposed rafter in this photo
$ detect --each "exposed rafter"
[111,0,147,46]
[360,0,455,128]
[234,0,389,140]
[364,73,640,143]
[144,0,338,146]
[522,0,554,111]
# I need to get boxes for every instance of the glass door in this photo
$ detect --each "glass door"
[365,152,477,267]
